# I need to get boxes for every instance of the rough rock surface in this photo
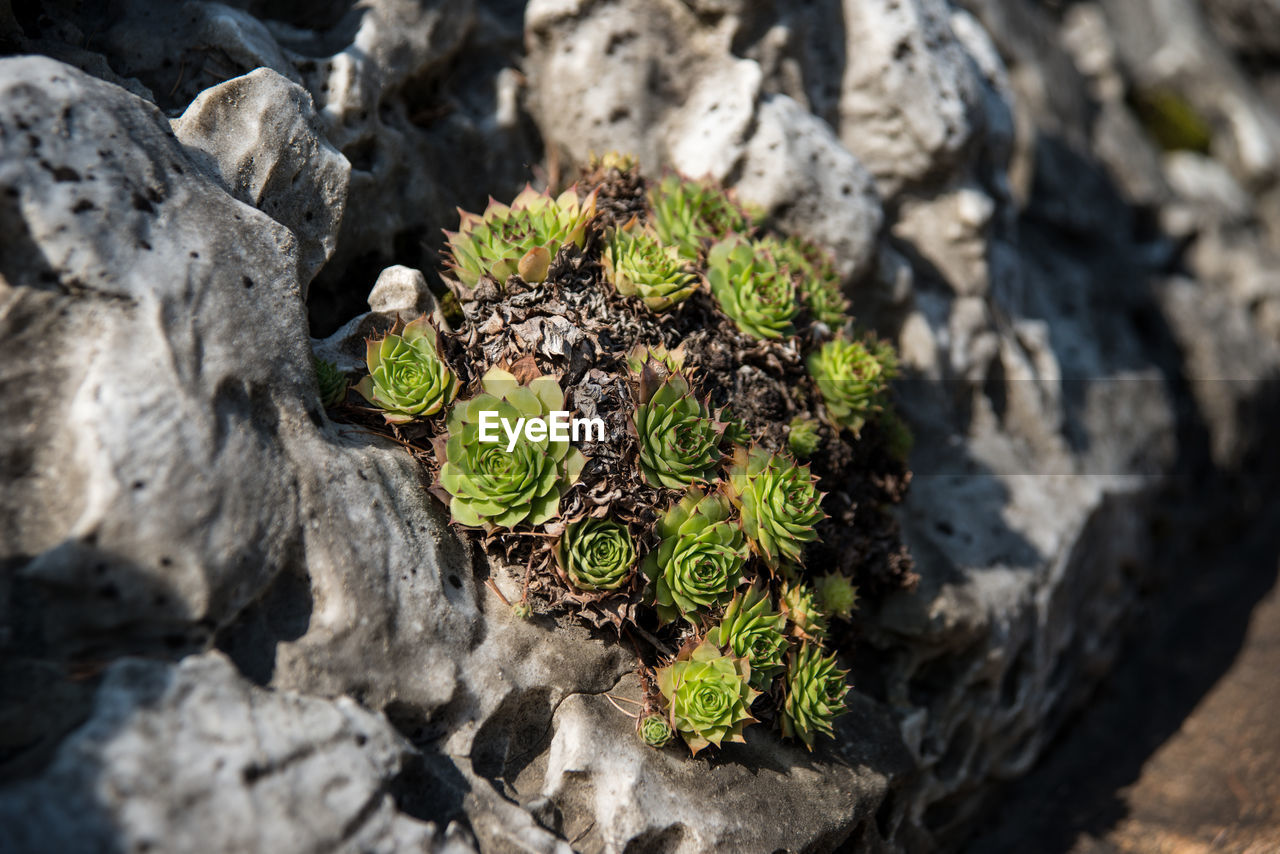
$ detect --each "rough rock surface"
[172,67,350,289]
[0,652,474,854]
[3,2,1280,854]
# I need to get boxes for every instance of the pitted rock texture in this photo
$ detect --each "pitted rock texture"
[4,1,1280,853]
[172,67,350,289]
[0,652,475,854]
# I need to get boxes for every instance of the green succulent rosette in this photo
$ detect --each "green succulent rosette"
[706,585,789,689]
[639,714,674,748]
[656,638,760,755]
[647,174,748,261]
[445,185,597,286]
[725,446,825,571]
[604,226,700,311]
[556,517,637,592]
[314,357,348,408]
[806,336,898,435]
[436,368,586,529]
[787,416,821,459]
[353,316,459,424]
[813,572,859,621]
[633,374,722,490]
[706,238,799,340]
[781,643,850,750]
[781,582,828,642]
[643,487,748,624]
[758,235,849,330]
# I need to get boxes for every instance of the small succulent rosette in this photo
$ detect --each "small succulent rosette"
[781,642,851,750]
[313,357,348,408]
[435,367,586,529]
[638,713,674,749]
[706,585,790,690]
[813,572,859,621]
[786,416,821,459]
[632,373,723,490]
[656,637,760,755]
[555,517,638,592]
[781,582,828,642]
[603,223,701,311]
[725,445,826,572]
[806,336,898,435]
[756,234,850,330]
[706,237,799,340]
[647,174,749,261]
[642,486,747,624]
[353,316,459,424]
[444,184,597,287]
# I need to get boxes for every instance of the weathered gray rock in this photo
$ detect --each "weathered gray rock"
[0,52,904,854]
[7,0,1280,852]
[172,68,350,289]
[525,0,883,280]
[1099,0,1280,184]
[0,652,473,854]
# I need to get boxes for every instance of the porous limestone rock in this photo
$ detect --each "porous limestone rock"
[0,652,475,854]
[7,0,1280,851]
[525,0,883,280]
[172,68,350,290]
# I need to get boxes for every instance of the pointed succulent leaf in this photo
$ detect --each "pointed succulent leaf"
[625,343,686,378]
[781,582,828,642]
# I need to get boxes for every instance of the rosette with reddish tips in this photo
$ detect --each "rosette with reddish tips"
[725,445,825,571]
[656,638,759,755]
[444,184,597,287]
[352,316,458,424]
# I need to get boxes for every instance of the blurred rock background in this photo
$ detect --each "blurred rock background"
[1,1,1277,852]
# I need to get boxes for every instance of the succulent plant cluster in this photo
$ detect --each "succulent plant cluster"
[758,235,850,330]
[647,174,749,261]
[445,185,597,286]
[557,517,636,591]
[604,226,700,311]
[633,374,723,489]
[334,158,909,757]
[657,638,760,755]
